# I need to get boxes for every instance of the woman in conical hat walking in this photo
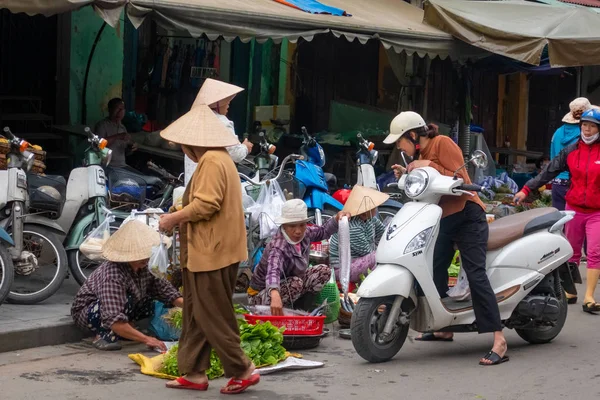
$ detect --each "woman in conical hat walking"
[158,104,258,394]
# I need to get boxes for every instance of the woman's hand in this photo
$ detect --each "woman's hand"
[407,160,431,173]
[391,164,406,179]
[335,211,352,221]
[270,290,284,316]
[145,336,167,352]
[513,191,527,205]
[159,213,178,233]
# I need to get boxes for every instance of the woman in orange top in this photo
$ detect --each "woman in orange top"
[386,111,508,366]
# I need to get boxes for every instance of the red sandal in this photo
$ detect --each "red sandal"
[220,373,260,395]
[166,376,209,391]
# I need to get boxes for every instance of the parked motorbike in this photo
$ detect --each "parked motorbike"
[332,133,403,224]
[239,131,279,201]
[296,127,342,223]
[145,161,184,210]
[239,153,304,273]
[351,151,573,362]
[0,228,14,306]
[0,127,69,304]
[59,128,130,285]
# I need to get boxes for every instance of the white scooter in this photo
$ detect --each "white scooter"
[351,151,575,363]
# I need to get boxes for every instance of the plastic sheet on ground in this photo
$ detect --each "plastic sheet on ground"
[129,350,303,380]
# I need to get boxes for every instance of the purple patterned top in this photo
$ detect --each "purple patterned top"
[250,218,338,292]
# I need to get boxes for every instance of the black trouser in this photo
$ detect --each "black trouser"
[432,202,502,334]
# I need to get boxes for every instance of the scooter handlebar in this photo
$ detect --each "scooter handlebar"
[239,154,303,186]
[2,127,14,139]
[459,184,483,192]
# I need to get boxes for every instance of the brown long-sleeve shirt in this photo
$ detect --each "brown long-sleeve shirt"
[419,135,485,218]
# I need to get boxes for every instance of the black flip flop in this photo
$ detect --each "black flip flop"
[415,333,453,342]
[567,297,578,305]
[582,302,600,314]
[479,351,509,366]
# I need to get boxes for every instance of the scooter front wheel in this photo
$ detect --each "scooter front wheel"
[351,296,409,363]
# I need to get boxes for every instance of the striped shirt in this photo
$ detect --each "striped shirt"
[329,217,386,265]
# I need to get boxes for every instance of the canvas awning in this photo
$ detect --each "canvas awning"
[1,0,126,27]
[2,0,484,60]
[423,0,600,67]
[125,0,484,59]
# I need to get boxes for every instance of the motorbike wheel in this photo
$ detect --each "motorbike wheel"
[377,205,400,226]
[7,225,68,305]
[351,296,409,363]
[0,245,14,306]
[515,287,568,344]
[68,222,121,286]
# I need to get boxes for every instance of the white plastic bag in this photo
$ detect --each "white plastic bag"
[149,234,170,279]
[247,181,286,239]
[338,216,351,296]
[120,209,163,231]
[79,213,115,261]
[447,267,471,301]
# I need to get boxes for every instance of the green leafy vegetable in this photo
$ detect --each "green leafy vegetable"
[159,318,286,379]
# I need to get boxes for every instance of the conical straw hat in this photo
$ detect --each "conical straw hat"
[102,220,162,262]
[160,104,238,147]
[342,186,390,217]
[192,78,244,108]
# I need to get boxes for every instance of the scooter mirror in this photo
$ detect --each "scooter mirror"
[470,150,488,169]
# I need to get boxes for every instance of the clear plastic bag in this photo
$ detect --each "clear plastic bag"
[149,234,170,279]
[247,181,286,239]
[79,213,115,261]
[338,216,351,296]
[447,266,471,301]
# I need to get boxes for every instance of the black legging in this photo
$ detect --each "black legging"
[432,202,502,334]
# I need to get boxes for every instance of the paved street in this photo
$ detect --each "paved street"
[1,299,599,400]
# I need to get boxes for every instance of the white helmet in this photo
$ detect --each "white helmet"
[383,111,426,144]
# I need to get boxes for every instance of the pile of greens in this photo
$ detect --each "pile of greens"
[159,307,286,379]
[161,344,224,380]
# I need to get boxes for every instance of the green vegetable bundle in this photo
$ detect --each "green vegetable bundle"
[159,319,286,379]
[160,344,224,380]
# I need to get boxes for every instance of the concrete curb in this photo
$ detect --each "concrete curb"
[0,319,86,354]
[0,293,250,353]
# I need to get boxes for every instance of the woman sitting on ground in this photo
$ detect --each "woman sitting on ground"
[71,220,182,352]
[329,185,389,283]
[248,199,350,315]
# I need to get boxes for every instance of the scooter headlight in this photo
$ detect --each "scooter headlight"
[405,169,429,198]
[404,227,434,254]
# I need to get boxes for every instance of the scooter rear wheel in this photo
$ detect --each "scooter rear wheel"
[351,296,409,363]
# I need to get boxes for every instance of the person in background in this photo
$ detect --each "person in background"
[329,185,389,284]
[514,108,600,314]
[248,199,351,315]
[70,220,182,352]
[183,78,253,185]
[551,98,591,270]
[95,98,137,168]
[550,97,591,210]
[387,111,508,366]
[159,104,257,394]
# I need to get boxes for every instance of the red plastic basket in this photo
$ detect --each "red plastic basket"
[243,314,326,336]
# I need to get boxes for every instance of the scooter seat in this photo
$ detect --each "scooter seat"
[487,207,562,250]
